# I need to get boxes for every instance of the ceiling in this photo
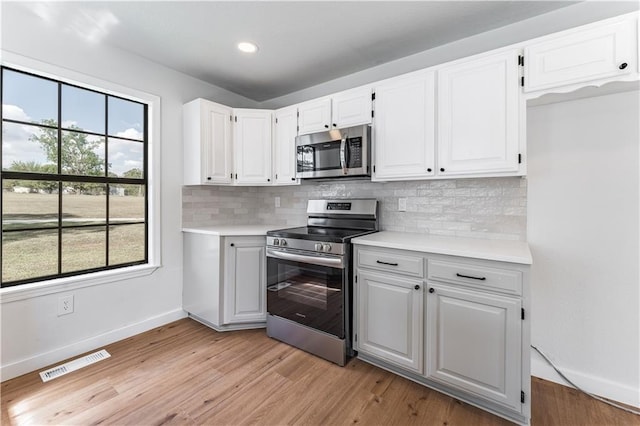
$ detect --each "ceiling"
[7,1,580,102]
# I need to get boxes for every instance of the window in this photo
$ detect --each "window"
[1,66,148,287]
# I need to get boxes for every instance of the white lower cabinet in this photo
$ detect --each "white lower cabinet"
[183,232,266,331]
[426,283,522,411]
[353,239,530,425]
[223,236,267,324]
[356,270,423,373]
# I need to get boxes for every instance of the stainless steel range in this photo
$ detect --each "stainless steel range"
[266,199,378,366]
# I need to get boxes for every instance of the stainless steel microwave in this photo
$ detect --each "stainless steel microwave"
[295,124,371,179]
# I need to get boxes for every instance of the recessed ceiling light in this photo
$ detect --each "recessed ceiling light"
[237,42,258,53]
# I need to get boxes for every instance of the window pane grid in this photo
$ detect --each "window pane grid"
[1,66,148,288]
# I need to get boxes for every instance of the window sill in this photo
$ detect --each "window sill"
[0,264,160,304]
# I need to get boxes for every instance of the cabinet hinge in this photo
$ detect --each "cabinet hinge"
[521,391,525,403]
[518,153,522,164]
[355,333,358,342]
[355,275,358,283]
[297,125,299,131]
[275,118,278,124]
[371,92,376,101]
[518,55,524,66]
[520,76,525,87]
[521,308,525,320]
[371,110,374,118]
[297,111,299,117]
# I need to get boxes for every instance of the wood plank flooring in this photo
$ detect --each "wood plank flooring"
[1,319,638,425]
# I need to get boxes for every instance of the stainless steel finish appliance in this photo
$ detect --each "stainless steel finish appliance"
[295,125,371,179]
[266,199,378,366]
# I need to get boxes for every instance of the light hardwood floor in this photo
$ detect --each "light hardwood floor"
[1,319,637,425]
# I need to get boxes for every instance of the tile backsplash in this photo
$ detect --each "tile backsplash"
[182,177,527,241]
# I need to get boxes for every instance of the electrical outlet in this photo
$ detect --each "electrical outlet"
[398,197,407,212]
[275,196,281,208]
[58,295,74,316]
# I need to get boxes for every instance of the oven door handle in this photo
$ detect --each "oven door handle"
[267,248,345,269]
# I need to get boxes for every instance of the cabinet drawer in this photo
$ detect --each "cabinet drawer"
[428,259,522,295]
[358,249,424,278]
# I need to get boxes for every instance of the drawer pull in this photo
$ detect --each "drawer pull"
[376,260,399,266]
[456,273,486,281]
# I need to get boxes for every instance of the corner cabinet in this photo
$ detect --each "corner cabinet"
[183,99,233,185]
[233,109,273,185]
[183,99,299,186]
[273,106,299,185]
[183,232,267,331]
[223,236,267,324]
[353,235,531,425]
[437,49,523,176]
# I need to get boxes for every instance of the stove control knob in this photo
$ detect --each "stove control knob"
[280,239,287,247]
[315,243,323,252]
[273,238,280,246]
[322,244,332,252]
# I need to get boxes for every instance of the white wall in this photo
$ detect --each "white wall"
[0,6,259,380]
[527,90,640,407]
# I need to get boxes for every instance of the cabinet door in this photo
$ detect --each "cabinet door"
[273,106,299,185]
[298,98,331,135]
[426,283,522,411]
[524,19,635,92]
[223,237,267,324]
[183,233,223,326]
[372,70,436,181]
[437,50,521,176]
[233,109,272,185]
[183,99,233,185]
[356,270,423,373]
[331,87,372,128]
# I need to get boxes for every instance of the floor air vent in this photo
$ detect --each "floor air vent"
[39,349,111,382]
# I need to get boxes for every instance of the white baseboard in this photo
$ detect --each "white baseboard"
[1,309,187,382]
[531,352,640,408]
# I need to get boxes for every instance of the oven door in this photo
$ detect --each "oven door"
[266,249,345,338]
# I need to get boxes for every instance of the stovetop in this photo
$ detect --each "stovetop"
[267,226,376,243]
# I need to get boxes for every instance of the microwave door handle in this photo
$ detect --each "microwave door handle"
[340,137,347,175]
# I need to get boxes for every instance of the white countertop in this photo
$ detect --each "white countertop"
[182,224,286,236]
[352,231,532,265]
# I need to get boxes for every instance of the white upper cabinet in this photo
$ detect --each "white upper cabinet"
[297,97,331,135]
[297,86,372,135]
[437,49,522,176]
[183,99,233,185]
[273,106,299,185]
[524,18,636,93]
[331,86,373,129]
[233,109,273,185]
[372,69,436,181]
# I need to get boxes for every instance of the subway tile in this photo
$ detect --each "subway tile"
[182,176,527,240]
